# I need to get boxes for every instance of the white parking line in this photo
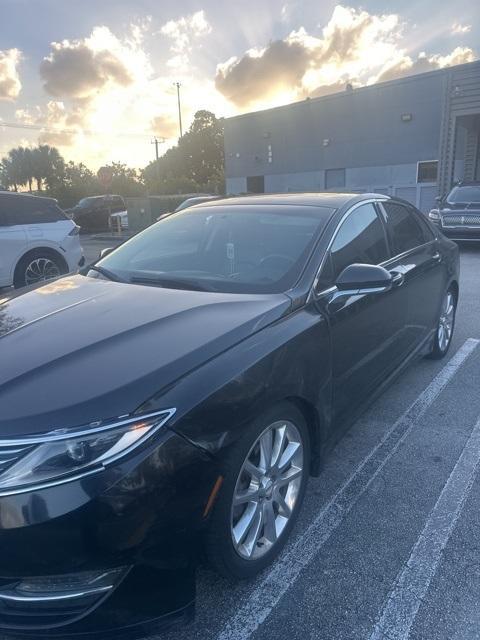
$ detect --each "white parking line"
[368,413,480,640]
[215,338,480,640]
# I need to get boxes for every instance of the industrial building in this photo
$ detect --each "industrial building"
[223,60,480,212]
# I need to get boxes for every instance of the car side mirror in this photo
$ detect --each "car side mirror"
[99,247,114,259]
[335,263,394,294]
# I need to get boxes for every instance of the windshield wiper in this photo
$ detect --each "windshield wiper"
[86,265,127,283]
[130,275,213,292]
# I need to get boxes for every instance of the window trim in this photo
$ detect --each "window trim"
[377,200,433,260]
[310,197,390,299]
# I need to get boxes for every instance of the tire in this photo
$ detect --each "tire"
[13,250,67,289]
[427,287,457,360]
[205,402,310,579]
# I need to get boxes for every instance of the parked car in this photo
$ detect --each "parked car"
[428,181,480,241]
[156,195,219,221]
[0,193,459,638]
[67,195,126,232]
[0,191,84,289]
[109,209,128,230]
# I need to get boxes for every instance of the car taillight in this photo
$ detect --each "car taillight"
[68,225,81,236]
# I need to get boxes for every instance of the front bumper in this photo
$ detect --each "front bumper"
[0,429,217,638]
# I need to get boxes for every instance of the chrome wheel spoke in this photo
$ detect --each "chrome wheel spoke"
[241,505,263,557]
[244,460,262,480]
[278,442,301,472]
[270,425,287,470]
[262,500,277,544]
[259,430,273,472]
[232,501,260,546]
[234,487,260,506]
[274,490,292,517]
[276,465,302,487]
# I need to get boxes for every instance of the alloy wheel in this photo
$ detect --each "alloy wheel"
[231,420,304,560]
[437,291,455,352]
[25,258,61,285]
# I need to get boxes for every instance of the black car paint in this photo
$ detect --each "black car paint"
[0,194,459,638]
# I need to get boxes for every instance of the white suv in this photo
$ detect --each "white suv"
[0,192,84,289]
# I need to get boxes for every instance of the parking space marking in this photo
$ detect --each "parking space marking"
[215,339,480,640]
[368,412,480,640]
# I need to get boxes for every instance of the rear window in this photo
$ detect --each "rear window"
[0,194,67,225]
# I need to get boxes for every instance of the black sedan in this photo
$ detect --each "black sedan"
[428,181,480,241]
[0,193,459,639]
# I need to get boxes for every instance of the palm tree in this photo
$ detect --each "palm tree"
[31,145,64,191]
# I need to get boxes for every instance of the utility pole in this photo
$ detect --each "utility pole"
[151,137,160,161]
[174,82,183,138]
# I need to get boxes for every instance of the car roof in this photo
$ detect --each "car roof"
[192,192,387,210]
[0,191,57,204]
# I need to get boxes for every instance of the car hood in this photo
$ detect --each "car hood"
[0,276,291,437]
[442,202,480,212]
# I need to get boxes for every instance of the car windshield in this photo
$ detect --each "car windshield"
[446,186,480,204]
[77,197,99,208]
[95,205,333,293]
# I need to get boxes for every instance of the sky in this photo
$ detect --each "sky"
[0,0,478,170]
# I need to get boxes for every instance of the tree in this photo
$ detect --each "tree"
[31,145,65,191]
[0,147,33,191]
[143,110,225,195]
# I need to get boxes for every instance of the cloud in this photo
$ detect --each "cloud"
[215,4,478,107]
[160,10,212,71]
[39,27,140,99]
[151,114,178,139]
[215,6,402,106]
[0,48,22,100]
[375,46,476,84]
[216,40,311,107]
[452,22,471,35]
[15,101,87,147]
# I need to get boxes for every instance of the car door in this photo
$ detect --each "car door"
[315,201,407,420]
[0,196,27,287]
[378,200,445,351]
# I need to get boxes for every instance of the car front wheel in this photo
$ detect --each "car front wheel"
[205,403,310,579]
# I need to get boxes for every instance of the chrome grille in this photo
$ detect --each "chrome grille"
[442,214,480,227]
[0,444,34,474]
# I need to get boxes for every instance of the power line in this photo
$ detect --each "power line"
[0,121,156,140]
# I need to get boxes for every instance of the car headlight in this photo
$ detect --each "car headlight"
[428,209,440,221]
[0,409,175,495]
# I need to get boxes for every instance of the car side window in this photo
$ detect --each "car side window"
[5,197,66,225]
[329,203,389,282]
[382,201,427,255]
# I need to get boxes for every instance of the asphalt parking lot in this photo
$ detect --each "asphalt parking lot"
[80,232,126,265]
[148,244,480,640]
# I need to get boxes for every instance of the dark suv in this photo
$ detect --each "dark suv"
[67,195,126,233]
[428,182,480,241]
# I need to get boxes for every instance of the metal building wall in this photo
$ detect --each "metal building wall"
[224,66,454,211]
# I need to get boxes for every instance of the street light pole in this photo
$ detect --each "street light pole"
[174,82,183,138]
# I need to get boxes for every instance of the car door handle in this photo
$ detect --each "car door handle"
[391,272,405,288]
[432,252,441,263]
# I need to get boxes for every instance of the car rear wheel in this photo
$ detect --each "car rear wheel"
[205,402,310,579]
[428,288,457,359]
[14,251,67,289]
